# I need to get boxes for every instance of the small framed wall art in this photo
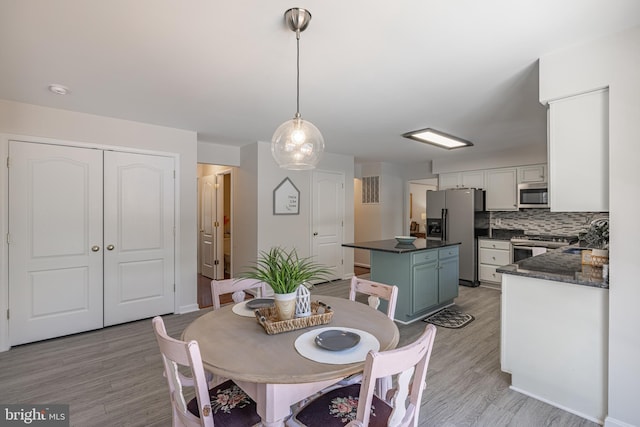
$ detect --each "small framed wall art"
[273,177,300,215]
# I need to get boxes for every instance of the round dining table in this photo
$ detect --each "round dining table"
[182,295,399,426]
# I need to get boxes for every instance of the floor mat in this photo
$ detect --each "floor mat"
[423,308,474,329]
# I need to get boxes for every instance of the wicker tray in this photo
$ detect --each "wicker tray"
[254,301,333,335]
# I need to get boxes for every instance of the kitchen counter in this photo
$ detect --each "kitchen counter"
[342,238,460,253]
[497,246,608,288]
[500,248,609,423]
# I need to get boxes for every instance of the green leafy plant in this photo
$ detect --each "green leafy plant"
[239,247,330,294]
[583,218,609,249]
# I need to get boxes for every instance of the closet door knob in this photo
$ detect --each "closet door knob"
[107,244,115,251]
[91,245,100,252]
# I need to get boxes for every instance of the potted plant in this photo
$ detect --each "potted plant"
[583,218,609,265]
[239,247,330,320]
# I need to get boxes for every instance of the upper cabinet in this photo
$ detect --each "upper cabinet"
[439,171,485,190]
[462,171,486,189]
[438,172,461,190]
[548,89,609,212]
[486,168,518,211]
[517,164,546,184]
[439,164,546,211]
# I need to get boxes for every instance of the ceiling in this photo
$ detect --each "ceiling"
[1,1,639,165]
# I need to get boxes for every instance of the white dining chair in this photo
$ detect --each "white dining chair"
[345,277,399,396]
[211,278,267,310]
[152,316,261,427]
[288,323,437,427]
[349,276,398,320]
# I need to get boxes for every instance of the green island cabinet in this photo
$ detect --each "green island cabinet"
[370,245,459,323]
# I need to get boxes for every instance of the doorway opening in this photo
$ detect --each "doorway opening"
[197,163,235,308]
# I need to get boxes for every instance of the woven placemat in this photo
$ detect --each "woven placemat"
[423,308,474,329]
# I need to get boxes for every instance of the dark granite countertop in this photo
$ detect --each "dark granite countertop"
[497,246,608,289]
[342,238,461,254]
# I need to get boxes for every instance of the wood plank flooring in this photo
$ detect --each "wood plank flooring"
[0,279,598,427]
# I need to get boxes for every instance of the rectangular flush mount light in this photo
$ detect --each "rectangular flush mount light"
[402,128,473,150]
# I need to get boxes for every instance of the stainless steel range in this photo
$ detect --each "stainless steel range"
[510,234,578,262]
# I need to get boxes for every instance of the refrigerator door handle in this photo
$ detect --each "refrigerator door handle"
[441,208,448,241]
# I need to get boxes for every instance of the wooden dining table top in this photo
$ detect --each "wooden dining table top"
[182,295,400,384]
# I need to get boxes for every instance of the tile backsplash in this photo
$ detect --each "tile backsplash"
[491,210,608,236]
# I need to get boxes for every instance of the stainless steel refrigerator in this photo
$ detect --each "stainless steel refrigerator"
[426,188,485,286]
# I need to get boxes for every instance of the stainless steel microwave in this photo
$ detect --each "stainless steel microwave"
[518,183,549,208]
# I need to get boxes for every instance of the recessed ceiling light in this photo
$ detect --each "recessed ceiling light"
[402,128,473,150]
[48,84,70,95]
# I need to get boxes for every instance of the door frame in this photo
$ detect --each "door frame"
[0,133,180,352]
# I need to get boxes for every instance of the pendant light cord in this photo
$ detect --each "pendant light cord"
[295,30,301,118]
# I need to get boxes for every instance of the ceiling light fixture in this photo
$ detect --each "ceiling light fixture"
[271,8,324,170]
[48,84,70,95]
[402,128,473,150]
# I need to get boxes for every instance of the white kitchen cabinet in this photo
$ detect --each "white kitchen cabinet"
[439,171,485,190]
[548,89,608,211]
[438,172,461,189]
[518,164,546,184]
[461,171,485,189]
[478,239,511,287]
[485,168,518,211]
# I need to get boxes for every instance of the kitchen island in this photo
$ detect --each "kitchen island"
[497,248,608,424]
[343,238,460,323]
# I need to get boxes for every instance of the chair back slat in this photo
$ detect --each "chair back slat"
[349,276,398,319]
[211,278,268,310]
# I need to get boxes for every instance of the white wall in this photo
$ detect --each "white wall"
[197,141,240,167]
[431,142,547,174]
[353,162,407,266]
[409,183,428,232]
[0,99,198,351]
[539,26,640,427]
[234,142,355,278]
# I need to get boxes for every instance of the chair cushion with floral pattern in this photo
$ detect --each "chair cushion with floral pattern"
[186,379,261,427]
[294,384,392,427]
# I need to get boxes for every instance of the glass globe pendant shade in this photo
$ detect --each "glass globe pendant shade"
[271,115,324,170]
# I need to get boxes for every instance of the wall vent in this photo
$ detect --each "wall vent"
[362,176,380,204]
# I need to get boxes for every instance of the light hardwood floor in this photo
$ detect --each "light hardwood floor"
[0,280,597,427]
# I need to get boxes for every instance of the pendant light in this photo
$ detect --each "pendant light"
[271,8,324,170]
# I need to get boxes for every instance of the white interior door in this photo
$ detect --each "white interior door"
[8,141,104,345]
[103,151,175,326]
[200,175,216,279]
[215,172,225,279]
[312,171,345,281]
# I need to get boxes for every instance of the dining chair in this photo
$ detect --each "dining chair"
[333,277,399,396]
[211,278,267,310]
[349,276,398,320]
[288,323,437,427]
[152,316,261,427]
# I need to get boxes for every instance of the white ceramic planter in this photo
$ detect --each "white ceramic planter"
[273,291,297,320]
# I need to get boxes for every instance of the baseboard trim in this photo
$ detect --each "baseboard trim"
[354,262,371,268]
[509,385,604,425]
[178,303,200,314]
[604,416,635,427]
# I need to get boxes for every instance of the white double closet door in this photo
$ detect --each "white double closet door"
[8,141,175,346]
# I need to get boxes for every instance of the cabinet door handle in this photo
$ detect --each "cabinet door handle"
[107,244,115,251]
[313,232,318,236]
[91,245,100,252]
